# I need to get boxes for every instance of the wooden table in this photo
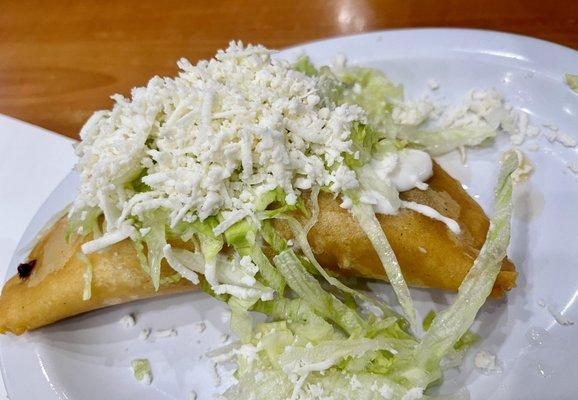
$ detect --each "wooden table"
[1,0,577,139]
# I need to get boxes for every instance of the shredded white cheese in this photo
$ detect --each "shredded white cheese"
[163,244,200,284]
[72,42,365,238]
[510,150,533,183]
[401,387,424,400]
[155,328,178,338]
[119,314,136,328]
[427,79,439,90]
[81,224,135,254]
[474,350,501,374]
[139,328,151,341]
[392,99,434,126]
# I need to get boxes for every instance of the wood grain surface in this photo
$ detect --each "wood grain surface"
[1,0,577,138]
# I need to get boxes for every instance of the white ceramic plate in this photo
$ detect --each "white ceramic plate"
[2,29,577,399]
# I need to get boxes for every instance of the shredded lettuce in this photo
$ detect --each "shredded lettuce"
[159,272,183,285]
[282,215,398,319]
[337,67,403,135]
[143,220,166,291]
[321,61,504,157]
[124,168,151,193]
[261,220,289,253]
[253,298,335,343]
[345,122,383,168]
[256,188,308,218]
[293,55,318,77]
[356,166,403,214]
[566,73,578,93]
[164,247,273,300]
[302,186,320,234]
[399,150,520,388]
[422,310,436,331]
[251,246,286,295]
[131,358,153,384]
[132,232,151,274]
[224,367,292,400]
[351,203,418,331]
[399,127,496,156]
[201,142,518,399]
[280,337,399,375]
[229,296,257,342]
[77,253,93,301]
[273,250,366,336]
[197,222,224,289]
[162,244,200,284]
[293,56,344,105]
[67,207,102,242]
[213,149,519,399]
[422,310,479,351]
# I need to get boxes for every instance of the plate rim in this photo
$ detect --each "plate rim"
[280,27,578,56]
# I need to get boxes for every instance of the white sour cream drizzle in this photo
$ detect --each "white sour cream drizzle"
[361,149,461,235]
[401,201,461,235]
[385,148,432,192]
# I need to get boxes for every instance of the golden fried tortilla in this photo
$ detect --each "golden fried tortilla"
[0,163,516,335]
[0,217,193,335]
[278,163,516,297]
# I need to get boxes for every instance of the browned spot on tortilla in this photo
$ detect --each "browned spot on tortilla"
[17,260,36,279]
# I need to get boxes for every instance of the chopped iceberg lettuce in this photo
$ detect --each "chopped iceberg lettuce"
[293,55,318,77]
[131,358,153,384]
[261,220,289,253]
[337,67,403,135]
[162,244,200,284]
[132,232,151,274]
[224,219,256,257]
[274,250,366,336]
[253,297,335,343]
[251,247,286,295]
[566,74,578,93]
[282,215,398,318]
[142,216,167,291]
[66,207,102,242]
[217,148,519,399]
[397,150,520,388]
[344,122,401,168]
[399,126,496,156]
[351,203,418,331]
[229,296,258,342]
[77,253,93,301]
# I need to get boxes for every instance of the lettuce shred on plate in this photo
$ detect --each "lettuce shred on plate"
[68,43,522,399]
[567,74,578,93]
[132,358,153,385]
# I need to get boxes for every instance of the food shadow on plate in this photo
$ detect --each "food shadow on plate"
[22,291,218,346]
[7,290,233,372]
